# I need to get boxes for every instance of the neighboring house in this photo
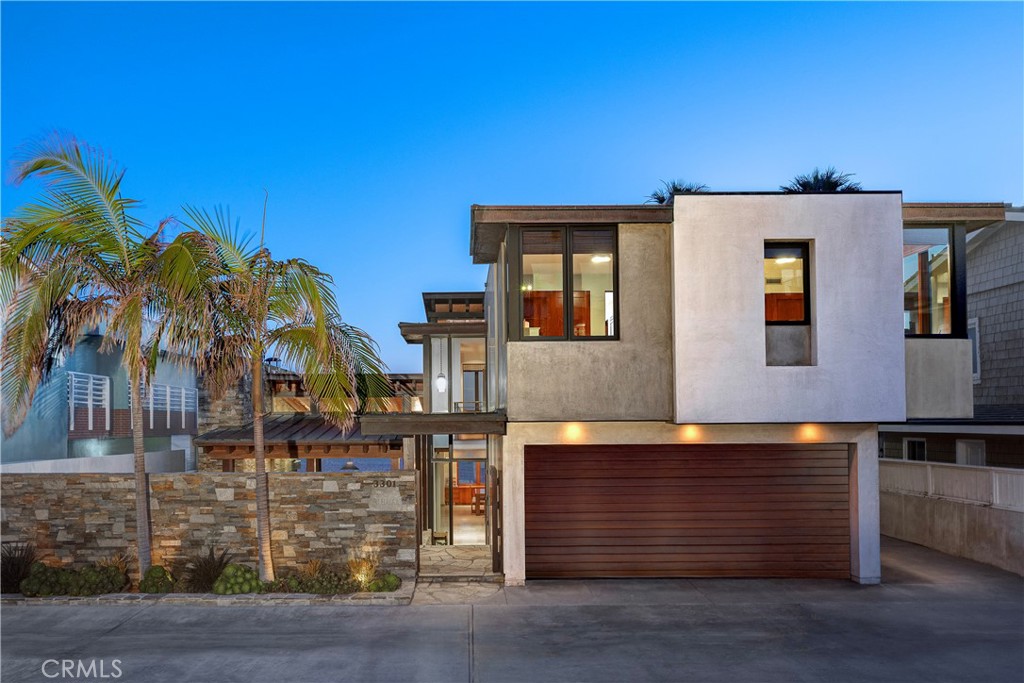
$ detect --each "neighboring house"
[875,206,1023,575]
[879,207,1024,467]
[0,331,199,472]
[363,194,1007,586]
[194,369,419,473]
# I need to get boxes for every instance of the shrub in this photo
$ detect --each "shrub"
[139,566,174,594]
[212,564,261,595]
[97,552,134,591]
[1,542,37,594]
[19,562,125,597]
[366,573,401,592]
[182,548,232,593]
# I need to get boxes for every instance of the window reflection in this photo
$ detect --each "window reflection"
[903,228,951,335]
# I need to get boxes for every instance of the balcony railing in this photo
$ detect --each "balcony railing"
[129,381,198,429]
[67,372,111,431]
[879,460,1024,512]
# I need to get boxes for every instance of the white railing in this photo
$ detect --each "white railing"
[880,460,1024,512]
[67,372,110,431]
[128,381,198,429]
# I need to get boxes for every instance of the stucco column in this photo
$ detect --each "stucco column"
[851,426,882,584]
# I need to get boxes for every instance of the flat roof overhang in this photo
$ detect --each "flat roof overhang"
[469,200,1007,264]
[902,202,1006,231]
[399,321,487,344]
[470,204,672,264]
[359,411,507,436]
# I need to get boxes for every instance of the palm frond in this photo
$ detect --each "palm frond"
[781,166,862,193]
[645,179,709,205]
[9,133,144,265]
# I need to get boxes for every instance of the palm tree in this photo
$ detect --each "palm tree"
[182,203,390,581]
[1,134,217,578]
[781,166,862,193]
[645,179,709,205]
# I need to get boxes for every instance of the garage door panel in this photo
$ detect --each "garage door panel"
[527,476,851,490]
[527,510,850,526]
[524,444,851,579]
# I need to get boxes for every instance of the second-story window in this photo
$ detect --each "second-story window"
[764,243,810,324]
[515,226,618,340]
[903,226,966,337]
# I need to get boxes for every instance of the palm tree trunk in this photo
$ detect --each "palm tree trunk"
[130,367,152,579]
[252,354,275,581]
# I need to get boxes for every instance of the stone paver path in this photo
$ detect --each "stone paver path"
[418,544,494,577]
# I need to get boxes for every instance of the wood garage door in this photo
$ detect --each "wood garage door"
[524,444,850,579]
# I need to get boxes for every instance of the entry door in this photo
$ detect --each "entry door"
[429,434,488,545]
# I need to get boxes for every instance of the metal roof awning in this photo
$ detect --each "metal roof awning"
[196,413,403,448]
[359,411,507,436]
[399,321,487,344]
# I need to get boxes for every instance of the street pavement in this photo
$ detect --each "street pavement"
[2,538,1021,683]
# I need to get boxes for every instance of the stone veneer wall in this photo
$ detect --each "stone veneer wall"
[0,472,417,578]
[197,376,254,472]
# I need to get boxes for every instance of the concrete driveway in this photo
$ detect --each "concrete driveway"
[2,538,1021,683]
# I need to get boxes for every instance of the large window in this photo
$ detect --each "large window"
[764,243,810,323]
[903,226,966,337]
[515,227,618,340]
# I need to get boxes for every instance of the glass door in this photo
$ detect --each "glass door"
[429,434,489,546]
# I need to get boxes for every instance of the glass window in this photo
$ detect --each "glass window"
[967,318,980,383]
[903,438,927,462]
[571,229,616,337]
[521,230,565,337]
[764,243,809,323]
[903,228,952,335]
[515,227,619,340]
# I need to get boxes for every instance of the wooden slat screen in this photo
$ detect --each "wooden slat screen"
[524,444,850,579]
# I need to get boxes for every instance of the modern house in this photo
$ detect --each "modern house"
[876,206,1022,574]
[362,193,1008,585]
[0,330,199,473]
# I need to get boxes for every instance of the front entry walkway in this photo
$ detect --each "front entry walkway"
[419,545,497,579]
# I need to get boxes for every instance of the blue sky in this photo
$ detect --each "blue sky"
[3,2,1022,371]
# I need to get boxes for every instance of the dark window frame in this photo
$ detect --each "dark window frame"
[507,224,621,342]
[902,225,967,339]
[764,241,811,326]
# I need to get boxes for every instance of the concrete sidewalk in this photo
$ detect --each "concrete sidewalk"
[2,538,1022,683]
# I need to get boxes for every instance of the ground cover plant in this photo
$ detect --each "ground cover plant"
[139,566,174,593]
[19,561,127,597]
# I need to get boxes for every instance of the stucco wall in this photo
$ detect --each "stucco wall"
[506,224,673,421]
[1,472,417,578]
[880,491,1023,576]
[905,338,974,418]
[672,194,907,424]
[501,421,880,586]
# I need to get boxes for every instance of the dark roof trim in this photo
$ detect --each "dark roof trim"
[399,321,487,344]
[471,204,672,264]
[359,411,507,436]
